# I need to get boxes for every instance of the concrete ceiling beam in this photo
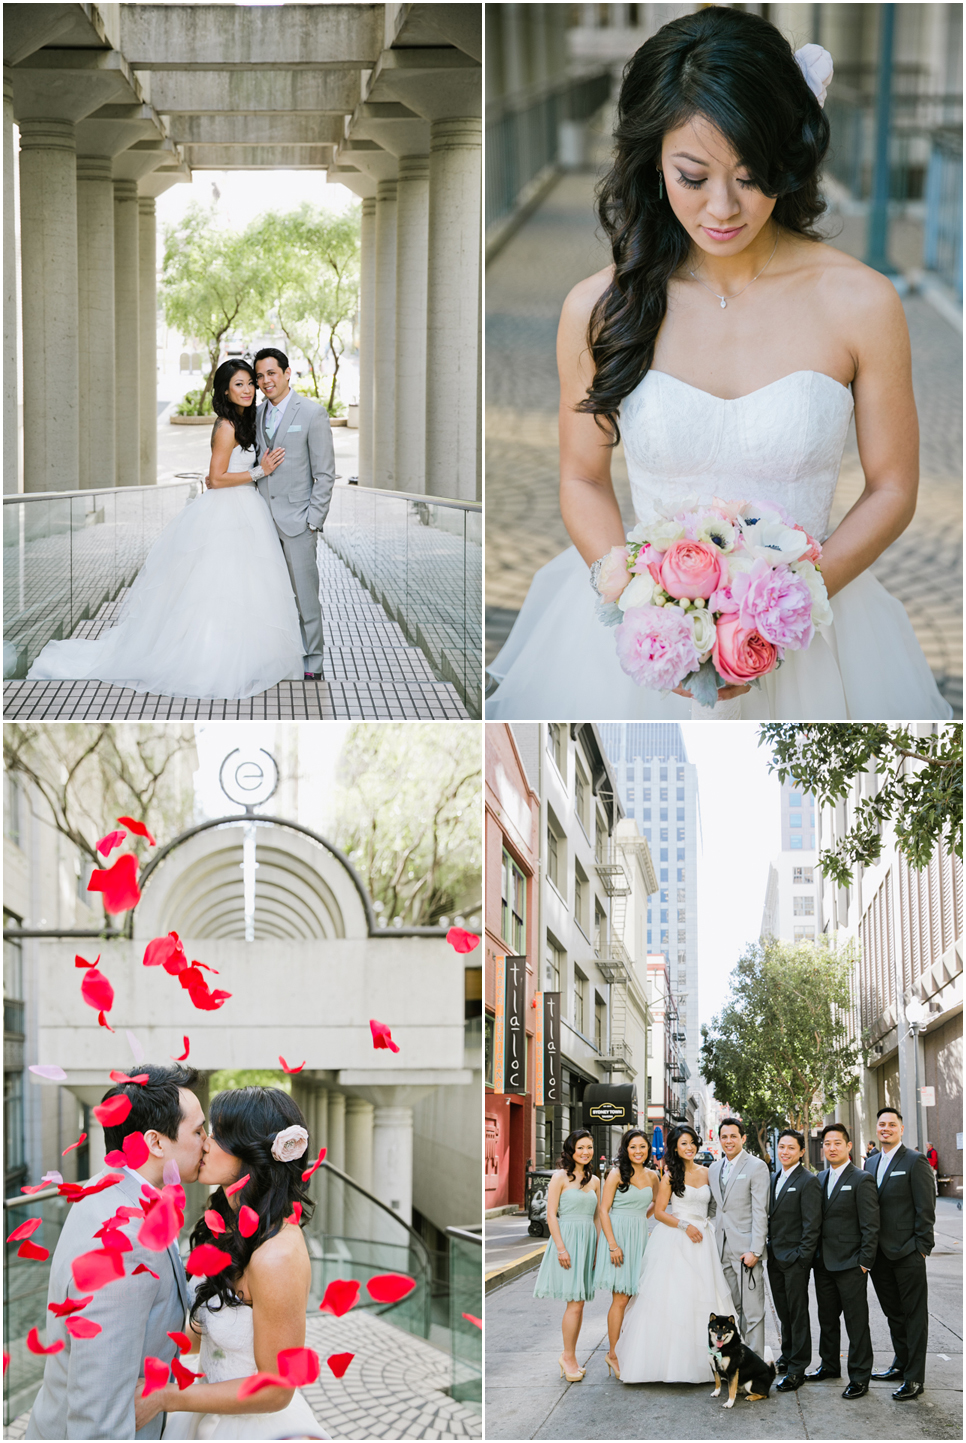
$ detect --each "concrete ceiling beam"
[170,113,343,146]
[392,3,483,63]
[145,69,361,116]
[138,162,192,198]
[2,3,78,67]
[112,138,179,183]
[118,3,382,70]
[366,47,481,122]
[349,101,429,158]
[327,166,377,199]
[184,144,334,170]
[11,48,140,122]
[331,138,397,182]
[76,111,165,159]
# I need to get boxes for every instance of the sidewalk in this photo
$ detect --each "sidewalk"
[484,1199,963,1441]
[484,120,963,716]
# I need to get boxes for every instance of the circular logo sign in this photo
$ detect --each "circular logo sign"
[218,748,279,809]
[588,1102,627,1123]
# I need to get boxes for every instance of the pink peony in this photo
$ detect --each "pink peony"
[597,546,631,604]
[801,531,822,564]
[656,540,722,600]
[730,559,814,652]
[633,543,664,574]
[615,606,700,690]
[712,613,779,685]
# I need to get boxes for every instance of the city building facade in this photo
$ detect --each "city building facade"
[760,777,822,943]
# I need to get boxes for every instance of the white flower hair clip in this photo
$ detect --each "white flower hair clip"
[795,44,834,108]
[271,1124,309,1162]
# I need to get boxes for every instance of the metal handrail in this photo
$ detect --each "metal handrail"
[4,1188,59,1211]
[339,485,480,512]
[3,480,200,505]
[445,1225,482,1246]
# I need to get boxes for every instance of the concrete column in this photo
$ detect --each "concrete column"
[327,1090,346,1236]
[345,1096,374,1193]
[3,73,17,494]
[76,157,116,492]
[113,179,140,487]
[372,1103,414,1224]
[357,196,376,485]
[372,178,397,487]
[393,155,429,493]
[425,118,481,501]
[88,1119,106,1175]
[138,197,157,486]
[308,1086,327,1231]
[18,118,79,493]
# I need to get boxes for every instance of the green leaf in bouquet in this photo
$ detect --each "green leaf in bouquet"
[686,659,723,709]
[596,599,624,628]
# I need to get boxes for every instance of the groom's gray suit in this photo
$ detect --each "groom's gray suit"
[708,1149,771,1357]
[255,391,336,673]
[26,1168,189,1440]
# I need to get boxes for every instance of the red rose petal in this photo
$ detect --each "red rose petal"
[277,1346,320,1387]
[26,1328,64,1356]
[72,1247,125,1292]
[237,1206,259,1239]
[117,816,156,846]
[133,1263,160,1279]
[366,1272,416,1304]
[186,1244,233,1277]
[446,926,480,953]
[97,830,127,858]
[109,1071,149,1086]
[93,1095,132,1128]
[81,967,114,1014]
[172,1036,191,1061]
[74,953,99,969]
[65,1316,102,1339]
[204,1209,226,1236]
[143,932,185,972]
[138,1194,181,1252]
[369,1018,400,1053]
[237,1372,285,1398]
[170,1356,200,1390]
[97,1010,115,1033]
[193,961,219,973]
[167,1330,191,1355]
[319,1278,360,1317]
[48,1295,93,1318]
[122,1132,150,1169]
[326,1351,354,1379]
[21,1183,52,1195]
[279,1056,305,1073]
[462,1313,483,1329]
[93,1226,133,1254]
[7,1217,42,1242]
[285,1202,303,1227]
[87,852,141,912]
[3,1353,9,1375]
[18,1240,50,1260]
[224,1174,250,1198]
[62,1132,87,1157]
[143,1357,169,1396]
[301,1147,327,1181]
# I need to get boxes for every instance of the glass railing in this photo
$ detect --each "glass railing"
[3,480,202,679]
[446,1225,482,1410]
[924,129,963,298]
[3,1188,68,1426]
[323,486,482,717]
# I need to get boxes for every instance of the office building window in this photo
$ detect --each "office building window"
[548,723,565,775]
[574,870,585,933]
[501,851,526,955]
[660,828,668,842]
[677,868,685,882]
[642,808,651,821]
[573,968,587,1035]
[660,889,668,903]
[660,788,668,802]
[676,787,684,800]
[660,808,668,822]
[677,849,685,861]
[789,813,802,828]
[792,867,814,885]
[676,768,684,781]
[677,888,686,903]
[660,768,667,781]
[677,829,685,842]
[661,930,669,945]
[545,937,562,991]
[647,929,652,944]
[676,809,684,821]
[660,910,668,924]
[677,950,686,964]
[660,848,668,861]
[575,766,588,831]
[790,836,803,849]
[660,869,668,882]
[643,788,651,802]
[642,768,650,780]
[788,792,801,806]
[793,896,815,916]
[547,813,562,890]
[677,909,686,924]
[793,925,815,942]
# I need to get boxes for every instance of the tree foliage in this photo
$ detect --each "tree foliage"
[760,723,962,886]
[329,725,481,929]
[701,937,861,1151]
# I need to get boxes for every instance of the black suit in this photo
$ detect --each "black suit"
[864,1145,935,1384]
[813,1161,879,1385]
[767,1164,822,1374]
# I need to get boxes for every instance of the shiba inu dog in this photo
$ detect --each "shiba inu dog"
[708,1312,777,1408]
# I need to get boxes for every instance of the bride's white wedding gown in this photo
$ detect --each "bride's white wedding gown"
[487,370,951,720]
[161,1295,329,1440]
[26,446,304,699]
[616,1183,737,1384]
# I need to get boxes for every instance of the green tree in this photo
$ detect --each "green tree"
[329,724,481,928]
[249,204,360,414]
[159,203,266,413]
[701,937,861,1152]
[760,723,962,886]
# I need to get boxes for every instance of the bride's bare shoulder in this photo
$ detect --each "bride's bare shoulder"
[800,238,907,320]
[559,265,615,333]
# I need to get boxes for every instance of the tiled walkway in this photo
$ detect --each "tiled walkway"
[3,547,468,720]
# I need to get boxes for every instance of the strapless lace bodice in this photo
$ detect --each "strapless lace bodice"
[196,1298,258,1383]
[228,444,255,472]
[621,370,854,540]
[665,1183,714,1230]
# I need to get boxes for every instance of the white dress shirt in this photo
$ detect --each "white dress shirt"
[826,1159,850,1196]
[876,1142,901,1186]
[264,388,293,439]
[776,1160,801,1197]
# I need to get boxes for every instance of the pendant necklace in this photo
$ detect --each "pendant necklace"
[689,233,779,309]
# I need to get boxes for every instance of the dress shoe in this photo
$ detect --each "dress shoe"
[777,1374,804,1393]
[892,1381,924,1401]
[804,1366,842,1382]
[871,1366,904,1382]
[842,1383,869,1399]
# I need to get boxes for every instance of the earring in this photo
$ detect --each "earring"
[658,171,664,200]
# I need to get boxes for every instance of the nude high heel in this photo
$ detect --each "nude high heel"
[605,1354,621,1380]
[558,1354,586,1382]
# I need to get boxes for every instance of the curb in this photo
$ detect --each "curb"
[485,1244,547,1294]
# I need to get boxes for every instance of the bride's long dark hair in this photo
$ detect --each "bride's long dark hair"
[578,5,831,443]
[188,1087,315,1322]
[666,1124,702,1198]
[212,358,257,452]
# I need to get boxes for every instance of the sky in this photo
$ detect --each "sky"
[192,722,352,825]
[155,168,358,241]
[679,722,783,1030]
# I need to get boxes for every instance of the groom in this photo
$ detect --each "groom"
[253,348,336,679]
[26,1065,206,1440]
[708,1116,771,1357]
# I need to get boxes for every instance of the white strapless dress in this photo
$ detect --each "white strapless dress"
[26,447,304,699]
[487,371,951,720]
[615,1184,736,1384]
[161,1297,329,1440]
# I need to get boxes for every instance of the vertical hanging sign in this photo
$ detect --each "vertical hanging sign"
[503,954,527,1094]
[543,991,561,1106]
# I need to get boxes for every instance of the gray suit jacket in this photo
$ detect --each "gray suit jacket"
[708,1150,771,1263]
[255,391,336,537]
[26,1170,189,1440]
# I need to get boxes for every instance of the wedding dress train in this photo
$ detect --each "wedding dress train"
[487,371,951,720]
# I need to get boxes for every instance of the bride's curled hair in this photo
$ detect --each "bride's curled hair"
[615,1128,651,1192]
[212,358,258,453]
[557,1129,598,1189]
[189,1087,315,1322]
[666,1124,702,1198]
[579,5,831,442]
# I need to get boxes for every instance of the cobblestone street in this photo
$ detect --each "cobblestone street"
[485,119,963,716]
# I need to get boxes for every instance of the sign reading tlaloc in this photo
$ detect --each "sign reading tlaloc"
[492,955,527,1094]
[534,991,561,1106]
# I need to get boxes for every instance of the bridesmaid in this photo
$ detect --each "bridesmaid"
[533,1129,600,1381]
[596,1128,659,1378]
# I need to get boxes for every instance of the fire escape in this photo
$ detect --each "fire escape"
[595,835,655,1078]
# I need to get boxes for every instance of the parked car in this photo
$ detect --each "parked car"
[695,1150,716,1166]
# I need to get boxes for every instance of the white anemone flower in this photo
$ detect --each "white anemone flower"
[740,520,809,565]
[694,514,737,552]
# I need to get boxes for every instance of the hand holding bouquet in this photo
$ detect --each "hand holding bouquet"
[595,498,832,709]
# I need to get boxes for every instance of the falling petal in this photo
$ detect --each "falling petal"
[117,816,156,846]
[318,1278,360,1318]
[237,1373,285,1399]
[97,1011,115,1033]
[204,1209,226,1236]
[87,854,141,912]
[61,1133,87,1157]
[3,1355,9,1375]
[172,1037,190,1061]
[26,1328,64,1356]
[224,1174,250,1198]
[74,954,99,970]
[28,1065,68,1082]
[92,1226,132,1254]
[366,1272,416,1304]
[96,830,127,858]
[17,1240,50,1261]
[71,1247,125,1293]
[93,1095,132,1128]
[138,1195,181,1252]
[41,1171,64,1186]
[277,1347,320,1387]
[48,1296,93,1318]
[326,1352,354,1379]
[186,1244,233,1277]
[446,927,480,953]
[170,1356,200,1390]
[81,968,114,1014]
[285,1202,303,1227]
[142,1357,170,1396]
[301,1147,327,1181]
[369,1019,400,1053]
[109,1072,149,1087]
[193,961,219,973]
[238,1206,259,1239]
[133,1263,160,1280]
[279,1057,306,1073]
[462,1313,483,1329]
[7,1217,43,1242]
[143,933,185,971]
[167,1331,191,1355]
[65,1316,102,1339]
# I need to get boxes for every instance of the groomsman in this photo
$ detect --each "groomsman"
[806,1122,879,1398]
[865,1107,936,1400]
[708,1117,770,1356]
[767,1129,822,1392]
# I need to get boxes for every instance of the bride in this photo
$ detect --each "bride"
[616,1125,736,1384]
[487,5,951,721]
[27,360,304,700]
[136,1086,328,1440]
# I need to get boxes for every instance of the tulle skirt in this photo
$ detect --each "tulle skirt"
[533,1218,598,1302]
[594,1212,649,1296]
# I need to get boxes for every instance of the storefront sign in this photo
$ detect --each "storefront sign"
[534,991,561,1106]
[492,954,527,1095]
[583,1081,637,1128]
[920,1086,936,1108]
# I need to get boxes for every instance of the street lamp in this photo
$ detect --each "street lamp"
[904,996,928,1153]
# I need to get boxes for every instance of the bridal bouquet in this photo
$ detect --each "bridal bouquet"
[595,498,832,708]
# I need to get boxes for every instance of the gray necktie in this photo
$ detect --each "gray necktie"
[721,1158,730,1188]
[266,405,277,440]
[877,1151,891,1187]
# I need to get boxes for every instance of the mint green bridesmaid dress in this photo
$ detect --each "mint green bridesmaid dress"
[594,1182,652,1295]
[533,1184,598,1301]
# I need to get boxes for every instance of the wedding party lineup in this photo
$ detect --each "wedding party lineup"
[1,2,963,1443]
